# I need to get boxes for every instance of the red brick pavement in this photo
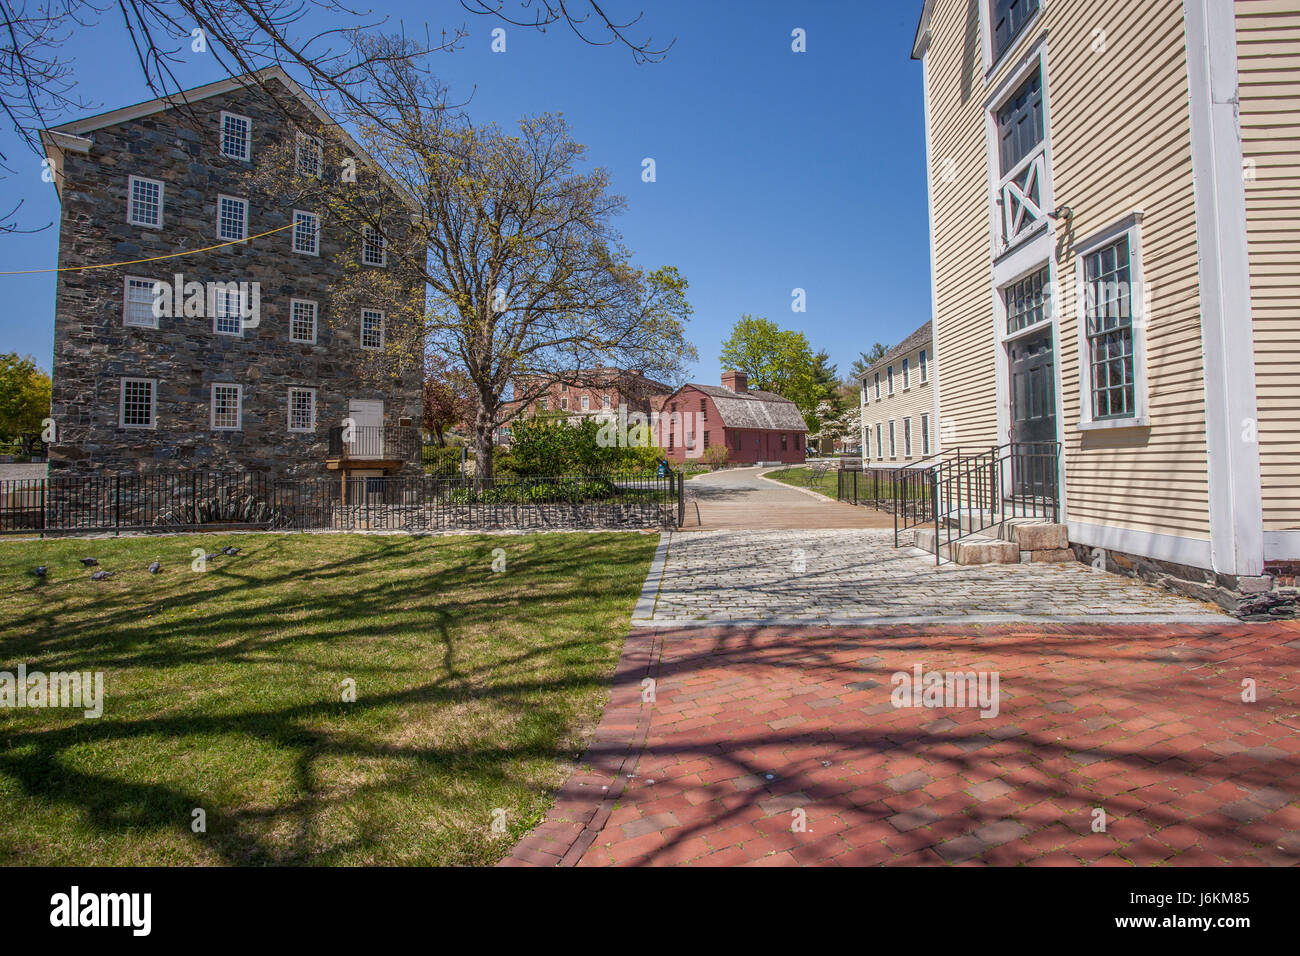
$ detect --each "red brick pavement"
[502,622,1300,866]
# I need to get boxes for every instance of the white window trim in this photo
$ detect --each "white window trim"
[210,383,243,431]
[1073,211,1151,431]
[216,194,249,243]
[362,226,387,267]
[292,209,320,256]
[919,348,929,383]
[903,357,911,391]
[983,38,1055,262]
[287,387,317,433]
[211,286,246,338]
[978,0,1047,82]
[289,298,318,344]
[360,309,385,351]
[219,111,252,161]
[126,175,164,229]
[921,413,932,456]
[119,377,157,429]
[887,366,895,395]
[123,276,160,329]
[888,420,897,459]
[296,132,323,179]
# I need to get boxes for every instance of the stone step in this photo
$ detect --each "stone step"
[910,528,1019,564]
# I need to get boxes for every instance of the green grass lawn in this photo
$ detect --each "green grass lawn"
[764,465,842,497]
[0,531,657,865]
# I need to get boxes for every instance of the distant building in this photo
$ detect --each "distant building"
[654,371,807,466]
[496,367,672,444]
[859,321,935,466]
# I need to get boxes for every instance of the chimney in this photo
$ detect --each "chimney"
[721,370,747,393]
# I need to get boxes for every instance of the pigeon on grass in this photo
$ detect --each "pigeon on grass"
[90,570,113,581]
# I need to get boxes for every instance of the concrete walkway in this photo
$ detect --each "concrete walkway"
[681,466,892,531]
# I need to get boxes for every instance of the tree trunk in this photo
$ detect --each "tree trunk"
[474,401,495,484]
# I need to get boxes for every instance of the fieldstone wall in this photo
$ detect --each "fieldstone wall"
[48,78,422,479]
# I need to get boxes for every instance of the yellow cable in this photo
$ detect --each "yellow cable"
[0,222,298,275]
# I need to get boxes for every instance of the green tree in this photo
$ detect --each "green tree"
[849,342,889,381]
[719,315,815,398]
[0,353,51,451]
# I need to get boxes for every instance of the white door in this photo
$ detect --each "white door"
[348,399,384,457]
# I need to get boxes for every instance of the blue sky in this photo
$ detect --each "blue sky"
[0,0,931,381]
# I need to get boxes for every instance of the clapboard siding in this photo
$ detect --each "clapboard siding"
[923,0,1212,542]
[1239,0,1300,532]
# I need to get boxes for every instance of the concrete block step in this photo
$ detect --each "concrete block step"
[910,528,1019,565]
[996,520,1068,551]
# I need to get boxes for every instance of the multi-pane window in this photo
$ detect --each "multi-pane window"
[919,349,929,383]
[903,417,913,458]
[212,286,245,335]
[603,394,611,409]
[220,112,251,160]
[888,420,897,458]
[1083,235,1136,420]
[998,71,1044,174]
[119,378,155,428]
[128,176,163,228]
[780,433,788,451]
[124,277,159,328]
[290,299,318,344]
[581,395,590,411]
[903,358,911,389]
[362,227,387,267]
[874,373,881,400]
[210,384,242,430]
[296,132,322,177]
[287,387,316,432]
[360,310,384,350]
[1005,266,1051,334]
[561,396,569,410]
[217,195,248,241]
[875,423,883,461]
[537,398,548,411]
[991,0,1041,61]
[921,413,931,456]
[293,210,320,255]
[887,366,895,394]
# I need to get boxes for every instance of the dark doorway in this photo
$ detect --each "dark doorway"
[1007,328,1058,498]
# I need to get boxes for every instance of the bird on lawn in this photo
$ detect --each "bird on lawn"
[90,570,113,581]
[32,566,47,578]
[221,546,241,556]
[148,561,161,574]
[204,552,220,562]
[80,557,98,567]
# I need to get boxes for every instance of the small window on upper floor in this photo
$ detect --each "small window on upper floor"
[128,176,163,228]
[919,349,929,383]
[123,277,159,328]
[360,309,384,350]
[220,112,252,161]
[296,132,323,178]
[991,0,1041,62]
[293,210,320,256]
[887,366,895,395]
[581,395,590,412]
[217,195,248,242]
[903,358,911,390]
[362,226,387,267]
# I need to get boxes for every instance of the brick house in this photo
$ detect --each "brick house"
[654,371,807,466]
[40,67,422,479]
[496,367,672,445]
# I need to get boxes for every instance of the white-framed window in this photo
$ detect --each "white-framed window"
[219,111,252,161]
[985,45,1053,255]
[123,276,160,328]
[581,395,590,411]
[887,366,895,395]
[888,420,897,458]
[296,132,322,178]
[903,357,911,390]
[875,423,883,461]
[290,299,318,344]
[119,378,156,429]
[212,285,245,336]
[287,387,317,432]
[210,383,243,430]
[360,309,384,350]
[921,413,931,456]
[903,417,913,458]
[293,210,320,255]
[1074,215,1149,429]
[217,195,248,242]
[127,175,163,228]
[603,394,611,409]
[560,396,569,411]
[362,226,387,267]
[981,0,1044,74]
[874,372,881,400]
[919,348,929,383]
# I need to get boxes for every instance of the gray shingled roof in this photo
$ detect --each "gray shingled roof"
[677,384,808,431]
[860,320,932,381]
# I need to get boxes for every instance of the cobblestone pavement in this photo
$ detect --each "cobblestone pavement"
[503,622,1300,866]
[639,529,1227,624]
[682,467,893,531]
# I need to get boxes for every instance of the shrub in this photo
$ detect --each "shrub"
[703,445,729,470]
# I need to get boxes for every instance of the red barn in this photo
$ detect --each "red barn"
[654,371,807,466]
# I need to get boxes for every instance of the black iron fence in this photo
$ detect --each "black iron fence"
[0,470,683,535]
